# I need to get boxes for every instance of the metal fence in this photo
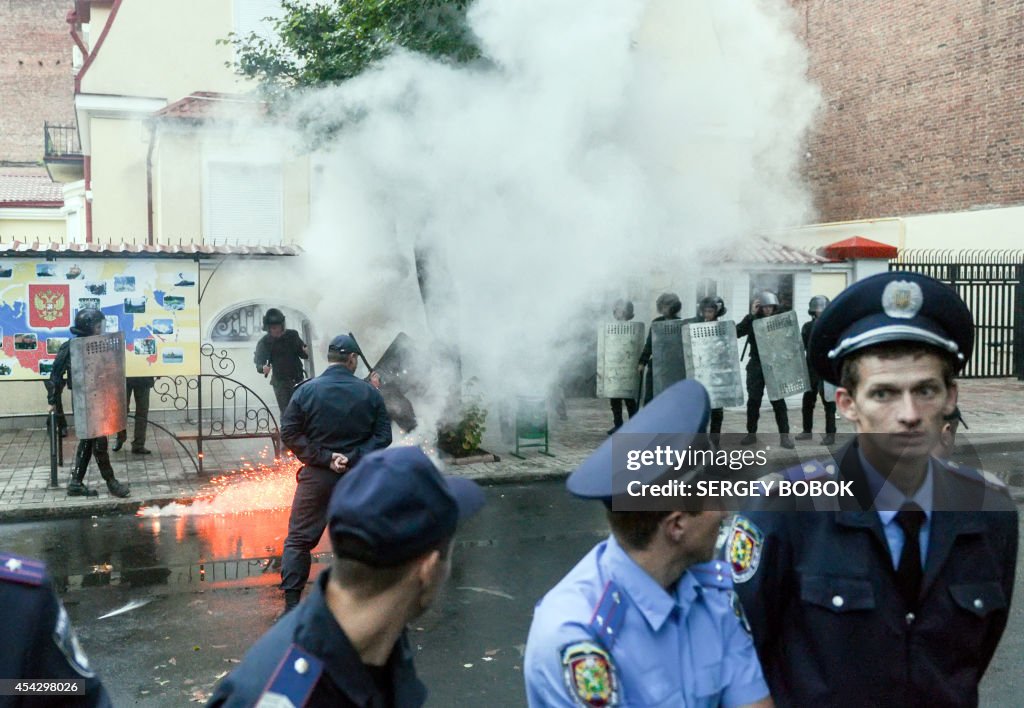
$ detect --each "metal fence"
[891,249,1024,379]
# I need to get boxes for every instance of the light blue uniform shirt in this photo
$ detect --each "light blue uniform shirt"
[860,449,934,569]
[524,535,768,707]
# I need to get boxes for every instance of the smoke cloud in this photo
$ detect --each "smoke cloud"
[266,0,820,434]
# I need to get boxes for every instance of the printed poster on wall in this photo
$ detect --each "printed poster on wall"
[0,259,200,379]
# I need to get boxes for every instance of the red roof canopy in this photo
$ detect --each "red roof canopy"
[819,236,898,260]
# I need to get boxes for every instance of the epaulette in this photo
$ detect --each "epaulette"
[588,581,625,650]
[0,553,46,587]
[781,459,837,484]
[690,560,732,590]
[258,644,323,708]
[938,459,1009,493]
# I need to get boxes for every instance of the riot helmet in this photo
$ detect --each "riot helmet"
[714,296,727,317]
[655,292,682,318]
[697,296,718,321]
[71,308,105,337]
[808,295,830,317]
[613,299,634,321]
[759,291,780,307]
[262,308,286,332]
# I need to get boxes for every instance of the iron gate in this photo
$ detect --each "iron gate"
[890,249,1024,379]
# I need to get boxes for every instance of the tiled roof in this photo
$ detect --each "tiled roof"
[705,236,834,265]
[153,92,267,122]
[0,241,302,258]
[0,173,63,207]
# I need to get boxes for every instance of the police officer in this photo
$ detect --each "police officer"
[48,309,130,498]
[607,299,638,434]
[688,296,726,444]
[254,308,309,417]
[524,380,771,707]
[208,447,485,707]
[0,551,112,706]
[637,292,682,405]
[280,334,392,613]
[112,377,155,454]
[728,271,1019,707]
[795,295,836,445]
[736,291,793,448]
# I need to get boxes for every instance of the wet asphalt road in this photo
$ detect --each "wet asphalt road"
[0,480,1022,706]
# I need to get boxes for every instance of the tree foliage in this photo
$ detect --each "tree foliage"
[225,0,480,94]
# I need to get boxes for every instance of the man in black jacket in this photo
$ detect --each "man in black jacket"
[736,291,793,448]
[112,376,155,454]
[637,292,682,405]
[279,334,392,613]
[254,308,309,417]
[729,272,1018,707]
[796,295,836,445]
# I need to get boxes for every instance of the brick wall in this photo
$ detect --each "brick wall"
[792,0,1024,221]
[0,0,77,164]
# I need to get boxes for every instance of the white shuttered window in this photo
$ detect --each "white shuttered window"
[203,161,284,245]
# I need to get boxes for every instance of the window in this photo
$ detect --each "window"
[210,304,313,343]
[695,278,717,301]
[203,161,283,245]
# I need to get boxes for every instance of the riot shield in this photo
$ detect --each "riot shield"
[752,311,811,400]
[70,332,127,439]
[373,332,422,432]
[683,320,744,408]
[596,322,645,399]
[651,320,686,398]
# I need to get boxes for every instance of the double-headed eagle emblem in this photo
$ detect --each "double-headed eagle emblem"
[33,288,67,323]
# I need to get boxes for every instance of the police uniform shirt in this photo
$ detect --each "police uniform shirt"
[861,448,934,568]
[729,440,1019,707]
[208,570,426,708]
[281,366,392,470]
[524,534,768,707]
[0,553,111,707]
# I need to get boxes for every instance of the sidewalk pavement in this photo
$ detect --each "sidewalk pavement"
[2,378,1023,521]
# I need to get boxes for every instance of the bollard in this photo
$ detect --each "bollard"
[48,410,59,487]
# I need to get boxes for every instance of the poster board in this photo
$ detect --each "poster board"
[0,258,200,379]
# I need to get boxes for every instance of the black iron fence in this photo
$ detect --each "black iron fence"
[43,122,82,159]
[891,249,1024,379]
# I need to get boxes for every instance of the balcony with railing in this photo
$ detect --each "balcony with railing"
[43,122,84,183]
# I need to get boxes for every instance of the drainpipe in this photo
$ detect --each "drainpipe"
[146,121,156,245]
[84,155,92,244]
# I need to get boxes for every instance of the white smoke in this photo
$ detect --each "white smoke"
[258,0,820,433]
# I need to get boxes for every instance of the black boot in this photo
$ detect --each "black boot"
[780,434,795,449]
[68,440,98,496]
[106,479,131,498]
[279,589,302,619]
[67,480,98,497]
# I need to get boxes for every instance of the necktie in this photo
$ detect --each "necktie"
[895,503,926,607]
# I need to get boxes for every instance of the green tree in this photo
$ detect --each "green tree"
[225,0,480,94]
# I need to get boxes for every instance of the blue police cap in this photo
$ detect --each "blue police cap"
[328,333,361,355]
[328,446,485,567]
[808,271,973,385]
[567,379,710,500]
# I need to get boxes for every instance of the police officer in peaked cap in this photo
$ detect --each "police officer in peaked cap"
[524,379,771,707]
[209,446,485,707]
[728,271,1018,707]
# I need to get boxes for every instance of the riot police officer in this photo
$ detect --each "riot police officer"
[279,334,392,613]
[254,308,309,417]
[48,309,130,498]
[637,292,682,405]
[208,447,485,707]
[688,296,726,444]
[736,291,793,448]
[795,295,836,445]
[728,271,1019,706]
[525,380,771,707]
[0,552,112,706]
[607,299,638,433]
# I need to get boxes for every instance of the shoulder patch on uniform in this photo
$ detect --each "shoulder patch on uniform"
[690,560,732,590]
[727,516,763,584]
[939,459,1009,492]
[258,644,323,708]
[0,552,45,586]
[560,641,620,707]
[782,459,835,484]
[54,602,95,678]
[588,581,625,650]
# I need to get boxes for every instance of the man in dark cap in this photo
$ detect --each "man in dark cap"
[728,272,1018,706]
[524,380,771,707]
[796,295,836,445]
[0,551,112,706]
[279,333,392,614]
[254,307,309,417]
[736,291,793,448]
[209,446,485,707]
[48,308,130,498]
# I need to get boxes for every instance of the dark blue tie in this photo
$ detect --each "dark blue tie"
[895,503,926,607]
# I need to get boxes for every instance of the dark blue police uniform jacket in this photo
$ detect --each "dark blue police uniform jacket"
[731,439,1018,708]
[0,553,111,707]
[208,571,426,707]
[281,366,392,471]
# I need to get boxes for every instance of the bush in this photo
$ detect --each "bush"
[437,381,487,456]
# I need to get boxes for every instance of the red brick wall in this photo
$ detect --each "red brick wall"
[792,0,1024,221]
[0,0,77,164]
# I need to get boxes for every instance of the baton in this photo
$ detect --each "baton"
[347,332,376,377]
